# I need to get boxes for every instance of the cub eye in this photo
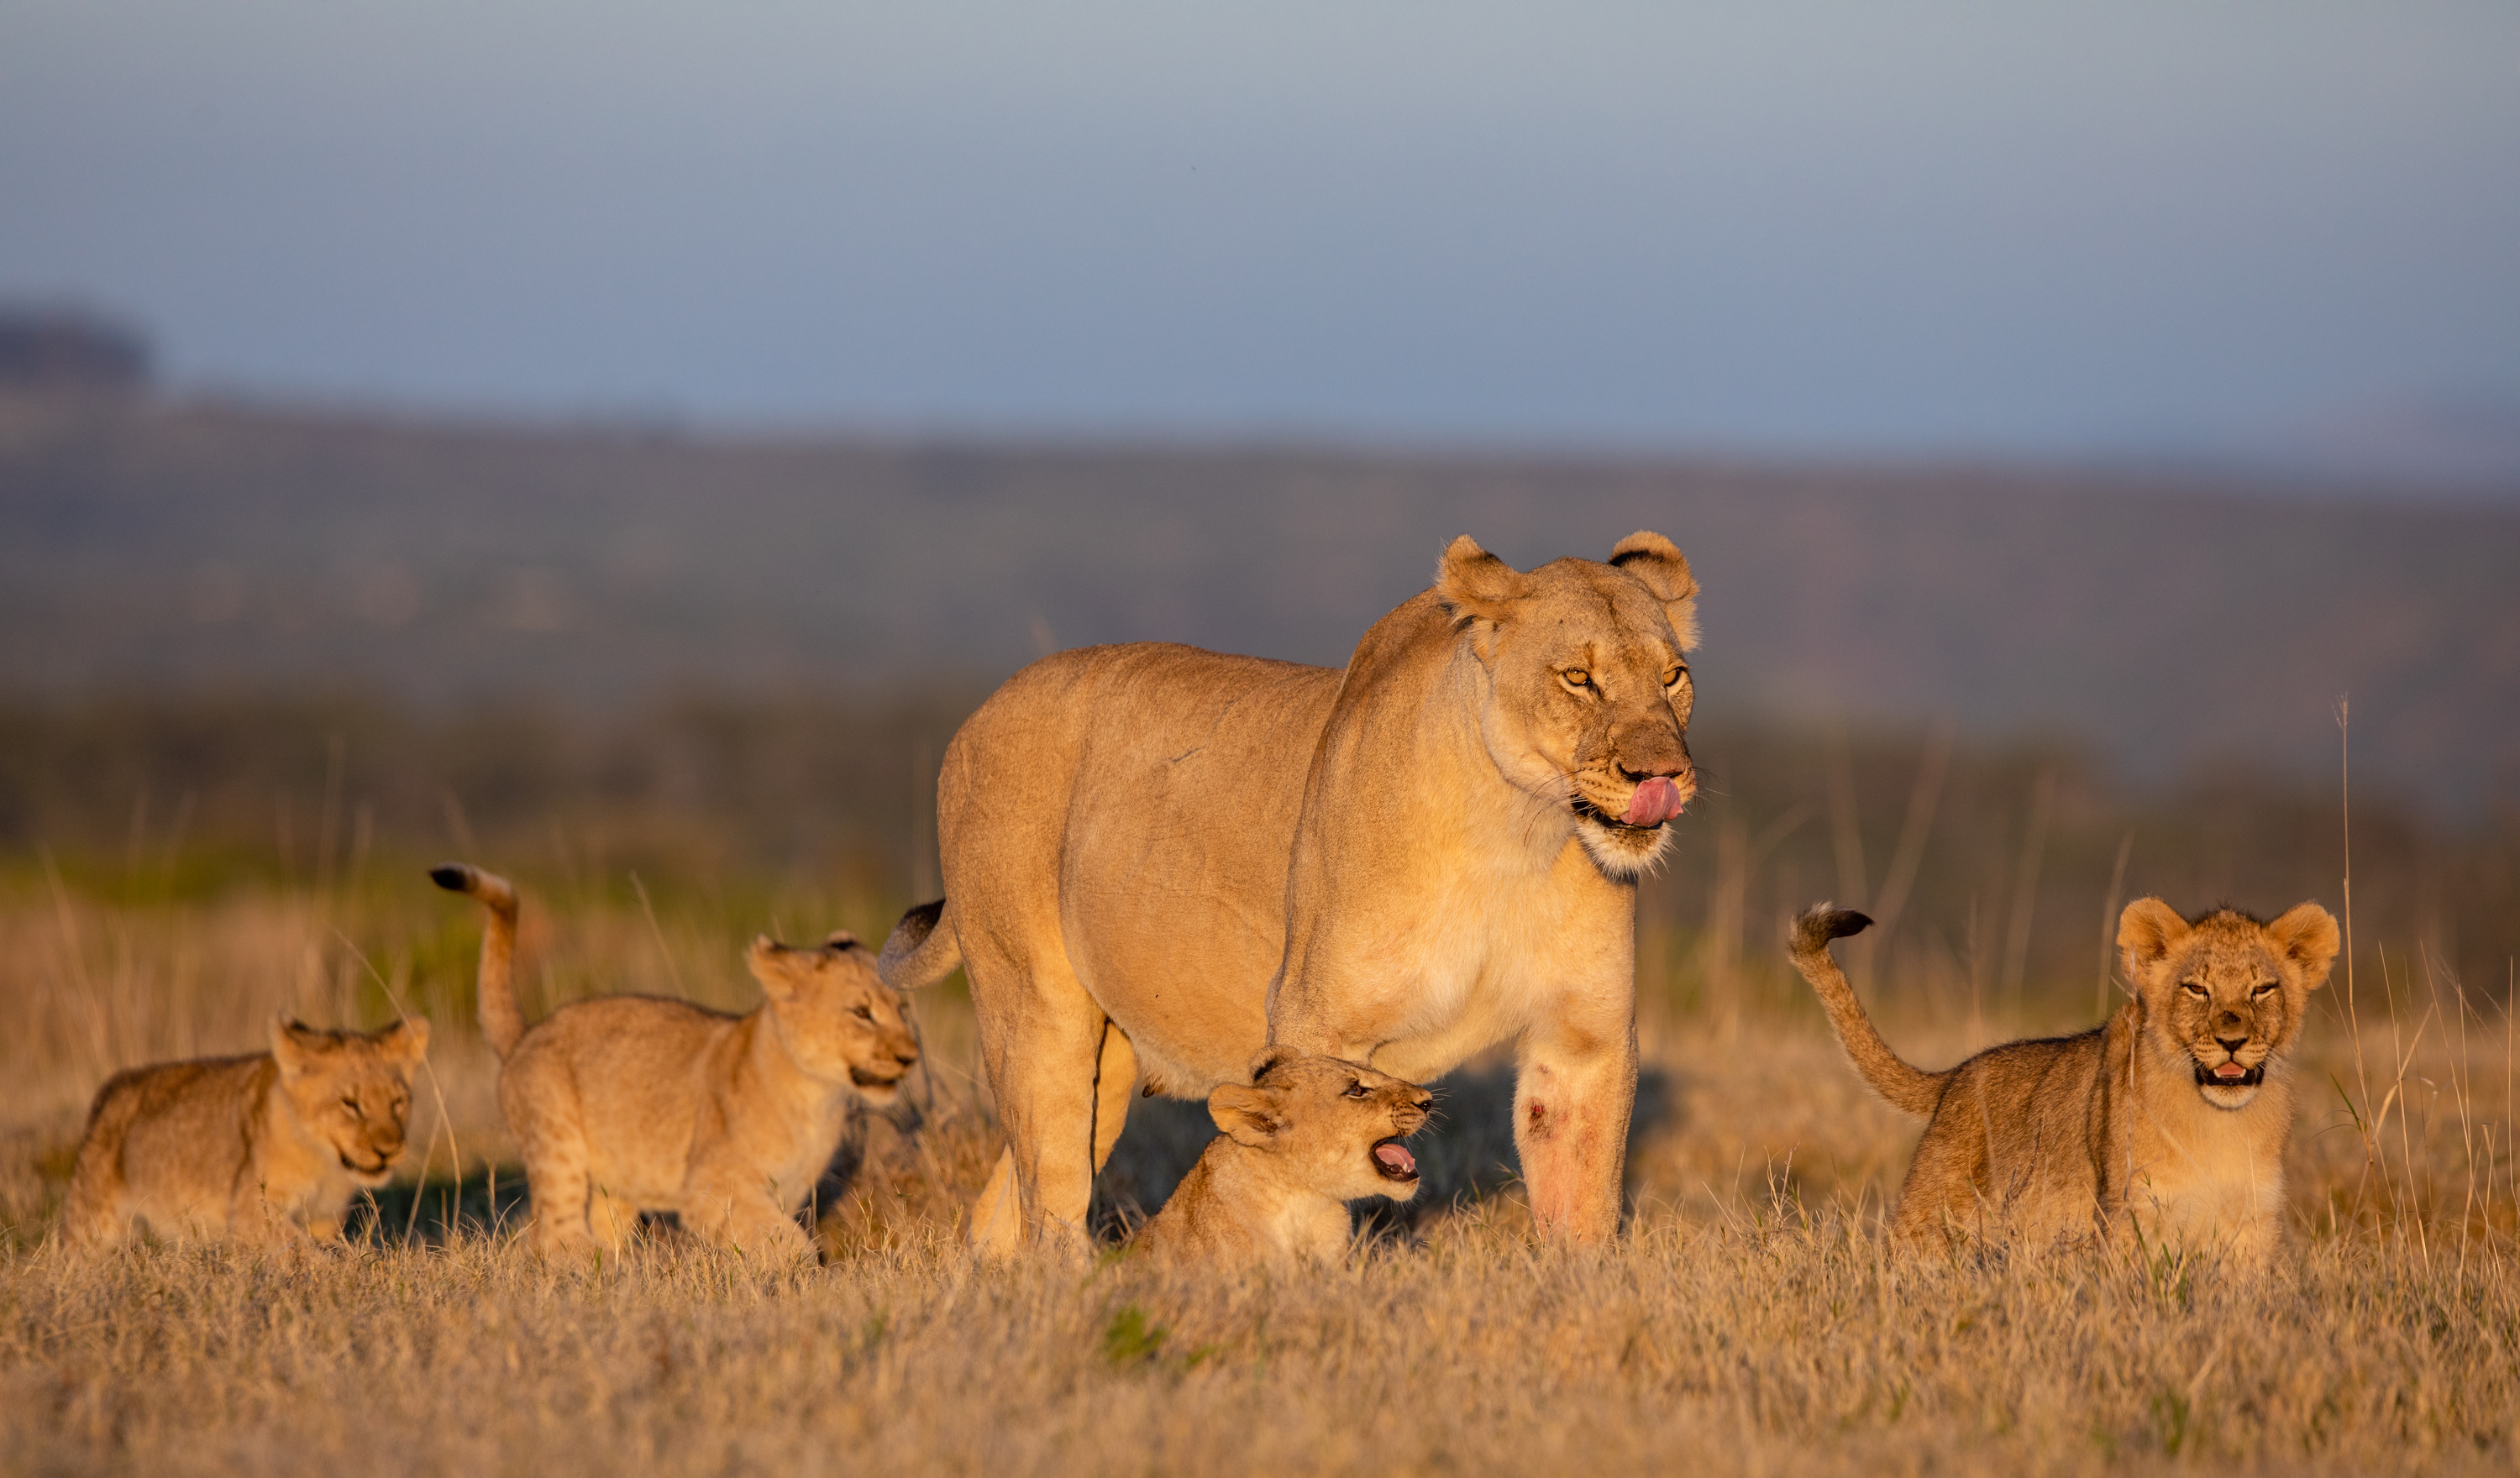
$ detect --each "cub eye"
[1662,665,1687,687]
[2250,982,2279,998]
[1341,1080,1370,1099]
[339,1095,360,1112]
[2179,982,2208,999]
[1561,668,1592,689]
[851,1004,875,1021]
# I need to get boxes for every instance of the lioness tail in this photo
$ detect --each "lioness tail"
[878,899,962,991]
[1788,905,1947,1118]
[430,862,526,1058]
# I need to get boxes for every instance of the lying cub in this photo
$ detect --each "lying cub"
[432,862,920,1260]
[1135,1051,1432,1266]
[66,1016,430,1249]
[1789,897,2339,1260]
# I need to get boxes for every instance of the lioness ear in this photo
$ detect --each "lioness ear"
[1209,1084,1284,1148]
[2117,899,2190,980]
[748,936,803,1002]
[2263,902,2341,988]
[381,1017,431,1063]
[1434,535,1533,626]
[1609,530,1700,651]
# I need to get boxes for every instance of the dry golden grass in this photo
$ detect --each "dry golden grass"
[4,874,2517,1475]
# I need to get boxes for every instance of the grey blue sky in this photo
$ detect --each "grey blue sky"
[3,1,2515,458]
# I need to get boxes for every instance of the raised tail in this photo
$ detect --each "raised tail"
[1788,904,1948,1118]
[430,862,526,1058]
[877,899,962,991]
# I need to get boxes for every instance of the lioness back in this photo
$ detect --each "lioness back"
[66,1018,428,1248]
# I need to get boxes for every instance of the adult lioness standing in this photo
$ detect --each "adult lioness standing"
[882,532,1699,1254]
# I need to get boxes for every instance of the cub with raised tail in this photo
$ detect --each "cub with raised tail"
[66,1016,429,1249]
[1788,897,2337,1260]
[432,862,919,1260]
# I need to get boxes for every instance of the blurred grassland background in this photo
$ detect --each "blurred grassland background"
[3,389,2519,1474]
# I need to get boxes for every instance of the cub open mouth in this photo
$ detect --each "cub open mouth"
[851,1067,906,1089]
[1370,1137,1419,1184]
[2195,1061,2265,1090]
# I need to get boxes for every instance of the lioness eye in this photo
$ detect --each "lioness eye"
[1562,668,1591,689]
[1342,1081,1369,1098]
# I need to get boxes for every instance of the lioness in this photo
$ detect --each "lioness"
[65,1016,430,1248]
[432,862,920,1260]
[1789,897,2339,1258]
[1134,1052,1433,1266]
[880,532,1699,1255]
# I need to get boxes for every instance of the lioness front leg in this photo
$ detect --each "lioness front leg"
[1513,1004,1637,1244]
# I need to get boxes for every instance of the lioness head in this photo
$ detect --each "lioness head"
[2118,899,2340,1112]
[748,931,921,1106]
[1206,1051,1434,1202]
[270,1015,429,1185]
[1434,531,1699,876]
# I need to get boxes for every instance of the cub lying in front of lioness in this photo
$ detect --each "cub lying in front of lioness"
[1789,896,2339,1259]
[1134,1051,1432,1266]
[65,1015,430,1249]
[433,862,920,1260]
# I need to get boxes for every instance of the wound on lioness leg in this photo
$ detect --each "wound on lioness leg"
[1525,1099,1555,1140]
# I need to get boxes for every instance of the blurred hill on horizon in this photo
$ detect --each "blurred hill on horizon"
[3,391,2514,813]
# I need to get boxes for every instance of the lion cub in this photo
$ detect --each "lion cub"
[1135,1051,1432,1266]
[1790,897,2339,1259]
[66,1016,430,1249]
[433,862,919,1260]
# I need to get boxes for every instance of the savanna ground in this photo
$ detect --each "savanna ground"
[2,855,2515,1478]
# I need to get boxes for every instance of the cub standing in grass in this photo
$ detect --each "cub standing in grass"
[1134,1051,1432,1266]
[65,1016,430,1248]
[1788,897,2339,1260]
[432,862,919,1261]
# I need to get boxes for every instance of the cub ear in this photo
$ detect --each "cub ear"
[748,935,804,1002]
[2116,898,2191,980]
[822,929,862,952]
[1434,535,1534,626]
[1608,530,1701,650]
[1209,1084,1284,1149]
[270,1015,321,1075]
[1247,1046,1297,1084]
[2263,902,2341,988]
[381,1017,431,1064]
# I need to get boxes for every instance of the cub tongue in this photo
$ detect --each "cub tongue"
[1622,776,1683,827]
[1373,1142,1417,1176]
[2213,1062,2250,1079]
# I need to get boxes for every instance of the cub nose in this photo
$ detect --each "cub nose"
[2215,1035,2249,1054]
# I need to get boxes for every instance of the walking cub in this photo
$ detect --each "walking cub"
[66,1016,430,1248]
[1789,897,2339,1259]
[432,862,919,1260]
[1135,1051,1432,1266]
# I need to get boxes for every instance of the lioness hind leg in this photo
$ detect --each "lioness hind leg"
[965,941,1110,1258]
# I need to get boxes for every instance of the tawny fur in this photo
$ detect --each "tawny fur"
[1134,1053,1432,1267]
[433,863,920,1261]
[1788,898,2339,1259]
[65,1016,429,1249]
[880,532,1698,1256]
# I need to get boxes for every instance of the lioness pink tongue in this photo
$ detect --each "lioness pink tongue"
[1622,776,1682,827]
[1373,1143,1416,1176]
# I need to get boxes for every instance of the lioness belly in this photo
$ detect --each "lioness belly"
[944,644,1341,1093]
